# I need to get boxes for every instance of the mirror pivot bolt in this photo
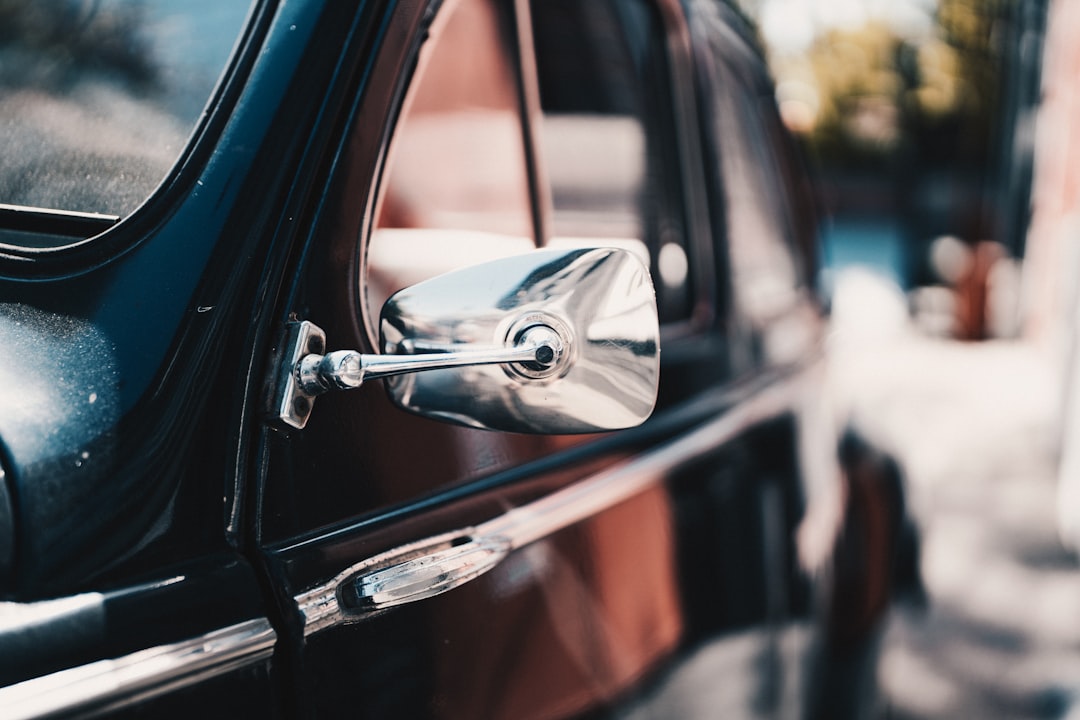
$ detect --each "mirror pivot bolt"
[508,319,571,380]
[535,344,555,365]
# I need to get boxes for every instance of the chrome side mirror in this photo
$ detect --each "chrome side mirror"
[276,247,659,433]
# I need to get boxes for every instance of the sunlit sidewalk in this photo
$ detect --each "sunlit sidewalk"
[829,270,1080,719]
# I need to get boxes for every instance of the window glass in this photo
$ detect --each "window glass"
[709,54,820,368]
[529,0,693,323]
[0,0,253,220]
[365,0,535,324]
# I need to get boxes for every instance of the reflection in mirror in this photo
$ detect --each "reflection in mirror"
[381,247,660,433]
[366,230,535,328]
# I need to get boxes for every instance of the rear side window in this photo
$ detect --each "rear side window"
[0,0,253,234]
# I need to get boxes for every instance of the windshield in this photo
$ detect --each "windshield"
[0,0,254,227]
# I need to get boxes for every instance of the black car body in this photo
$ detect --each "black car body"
[0,1,904,718]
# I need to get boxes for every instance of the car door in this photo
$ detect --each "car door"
[0,0,899,716]
[0,2,293,717]
[252,1,836,718]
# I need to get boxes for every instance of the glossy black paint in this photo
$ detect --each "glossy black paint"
[0,0,914,718]
[0,0,392,597]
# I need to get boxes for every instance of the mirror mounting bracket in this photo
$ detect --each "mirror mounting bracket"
[275,320,326,429]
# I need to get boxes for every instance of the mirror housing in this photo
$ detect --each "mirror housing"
[275,247,659,432]
[381,247,659,433]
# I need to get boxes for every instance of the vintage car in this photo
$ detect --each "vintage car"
[0,0,906,717]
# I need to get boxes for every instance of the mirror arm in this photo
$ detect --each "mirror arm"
[275,320,564,429]
[299,332,558,394]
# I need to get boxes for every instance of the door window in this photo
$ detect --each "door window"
[699,22,822,370]
[530,0,694,323]
[364,0,536,329]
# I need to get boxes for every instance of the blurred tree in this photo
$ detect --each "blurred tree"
[775,0,1009,183]
[909,0,1005,174]
[804,23,905,166]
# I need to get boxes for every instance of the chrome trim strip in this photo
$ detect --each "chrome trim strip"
[0,203,120,224]
[297,372,805,635]
[0,618,276,720]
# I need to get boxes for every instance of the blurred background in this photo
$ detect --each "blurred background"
[739,0,1080,716]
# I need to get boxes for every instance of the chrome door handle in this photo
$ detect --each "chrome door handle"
[296,531,512,633]
[341,535,510,611]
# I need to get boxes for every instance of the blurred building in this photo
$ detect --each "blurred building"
[1022,0,1080,351]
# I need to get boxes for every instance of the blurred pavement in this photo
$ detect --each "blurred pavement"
[829,270,1080,719]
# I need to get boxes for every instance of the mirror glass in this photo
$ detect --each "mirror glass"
[380,247,659,433]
